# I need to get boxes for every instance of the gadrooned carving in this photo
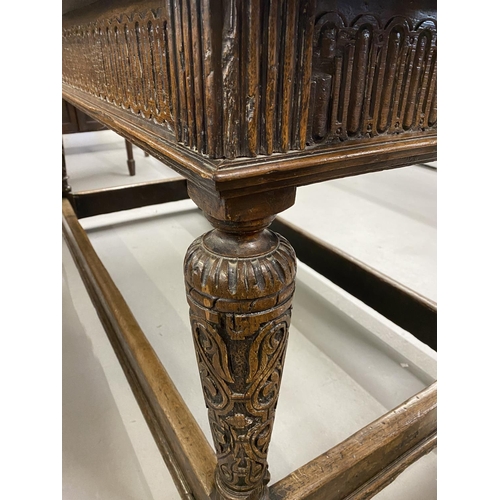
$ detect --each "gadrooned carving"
[184,230,296,498]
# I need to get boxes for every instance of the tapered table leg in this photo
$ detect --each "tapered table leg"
[184,185,297,500]
[125,139,136,176]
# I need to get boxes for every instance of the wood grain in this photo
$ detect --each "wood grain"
[184,210,297,500]
[63,84,436,199]
[62,0,437,160]
[62,3,438,496]
[269,383,437,500]
[72,178,189,219]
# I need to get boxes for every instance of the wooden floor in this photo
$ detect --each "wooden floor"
[62,130,437,500]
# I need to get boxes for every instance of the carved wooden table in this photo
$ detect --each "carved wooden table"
[62,1,437,499]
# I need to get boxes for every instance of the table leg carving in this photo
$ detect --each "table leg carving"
[184,199,296,500]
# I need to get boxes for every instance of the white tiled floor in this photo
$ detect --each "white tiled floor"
[282,164,437,302]
[62,130,437,499]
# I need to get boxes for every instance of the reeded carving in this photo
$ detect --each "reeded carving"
[309,14,437,144]
[62,1,221,156]
[184,231,296,499]
[223,3,437,155]
[62,1,436,160]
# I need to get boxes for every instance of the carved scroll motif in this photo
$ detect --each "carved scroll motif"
[184,232,296,498]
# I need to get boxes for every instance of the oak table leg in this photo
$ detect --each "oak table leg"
[184,185,297,500]
[125,139,136,176]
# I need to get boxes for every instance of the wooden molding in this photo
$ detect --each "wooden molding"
[269,382,437,500]
[63,84,436,198]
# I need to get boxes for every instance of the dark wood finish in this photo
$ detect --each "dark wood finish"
[72,177,437,353]
[62,1,437,498]
[269,382,437,500]
[62,98,80,134]
[62,0,437,204]
[63,190,437,500]
[184,184,297,500]
[184,178,299,500]
[62,0,436,161]
[62,142,72,198]
[270,217,437,350]
[63,98,106,133]
[63,85,436,200]
[73,178,188,219]
[62,198,217,500]
[125,139,136,176]
[75,106,106,132]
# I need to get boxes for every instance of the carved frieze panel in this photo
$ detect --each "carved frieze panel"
[62,2,219,155]
[308,14,437,145]
[62,0,436,161]
[219,1,437,158]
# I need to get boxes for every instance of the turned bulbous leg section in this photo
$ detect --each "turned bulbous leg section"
[184,218,296,500]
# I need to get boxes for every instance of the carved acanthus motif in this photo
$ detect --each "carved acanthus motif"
[184,231,296,499]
